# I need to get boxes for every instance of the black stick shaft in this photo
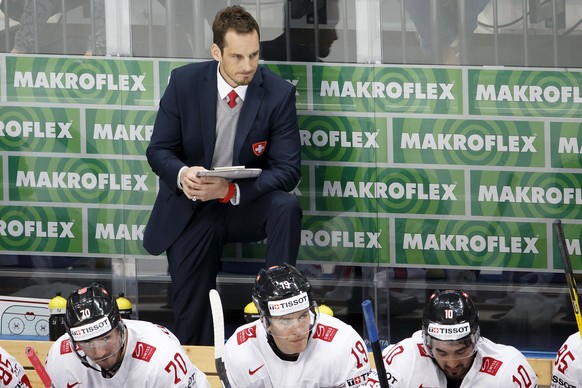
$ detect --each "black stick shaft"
[362,300,389,388]
[553,220,582,338]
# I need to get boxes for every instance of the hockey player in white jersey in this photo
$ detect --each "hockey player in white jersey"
[223,263,370,388]
[367,289,538,388]
[551,331,582,388]
[45,283,210,388]
[0,346,31,388]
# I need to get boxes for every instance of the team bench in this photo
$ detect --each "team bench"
[0,340,553,387]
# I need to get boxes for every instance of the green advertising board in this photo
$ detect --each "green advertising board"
[8,156,156,205]
[0,206,83,253]
[394,218,547,269]
[1,54,581,270]
[6,56,155,106]
[468,68,582,117]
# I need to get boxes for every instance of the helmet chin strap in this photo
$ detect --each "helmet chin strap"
[99,344,125,379]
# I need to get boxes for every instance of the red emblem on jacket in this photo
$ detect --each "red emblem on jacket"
[237,326,257,345]
[253,141,267,156]
[132,341,157,362]
[479,356,503,376]
[60,339,74,354]
[313,323,338,342]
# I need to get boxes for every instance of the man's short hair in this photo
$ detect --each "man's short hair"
[213,5,260,52]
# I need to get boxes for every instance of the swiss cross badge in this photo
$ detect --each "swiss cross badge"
[253,141,267,156]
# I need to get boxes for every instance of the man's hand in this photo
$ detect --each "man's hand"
[180,167,230,201]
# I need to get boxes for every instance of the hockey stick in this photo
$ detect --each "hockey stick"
[362,300,389,388]
[25,346,53,388]
[553,220,582,338]
[209,289,232,388]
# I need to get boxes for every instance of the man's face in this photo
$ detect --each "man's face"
[268,308,312,355]
[77,328,124,370]
[430,339,476,380]
[212,29,260,88]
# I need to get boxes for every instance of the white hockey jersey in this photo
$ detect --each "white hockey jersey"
[551,331,582,388]
[366,330,538,388]
[0,346,31,388]
[224,313,370,388]
[45,320,210,388]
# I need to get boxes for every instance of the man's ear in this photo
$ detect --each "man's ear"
[211,44,221,61]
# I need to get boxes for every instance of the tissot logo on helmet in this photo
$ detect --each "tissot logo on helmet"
[70,316,112,341]
[267,292,309,316]
[427,322,471,341]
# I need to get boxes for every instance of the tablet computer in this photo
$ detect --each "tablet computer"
[196,166,262,179]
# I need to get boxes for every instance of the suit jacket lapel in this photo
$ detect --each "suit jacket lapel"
[201,61,218,168]
[233,68,264,165]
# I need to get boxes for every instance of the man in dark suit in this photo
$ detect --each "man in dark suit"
[143,5,302,345]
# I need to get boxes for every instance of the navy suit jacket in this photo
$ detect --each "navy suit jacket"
[143,60,301,255]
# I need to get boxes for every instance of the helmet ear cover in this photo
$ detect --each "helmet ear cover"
[421,290,480,358]
[65,283,121,343]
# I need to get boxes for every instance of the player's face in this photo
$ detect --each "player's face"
[211,29,260,88]
[431,339,476,380]
[269,309,312,355]
[77,327,124,369]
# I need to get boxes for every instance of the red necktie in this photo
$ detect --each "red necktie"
[227,89,238,108]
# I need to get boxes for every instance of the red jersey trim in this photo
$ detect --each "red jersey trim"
[416,343,431,358]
